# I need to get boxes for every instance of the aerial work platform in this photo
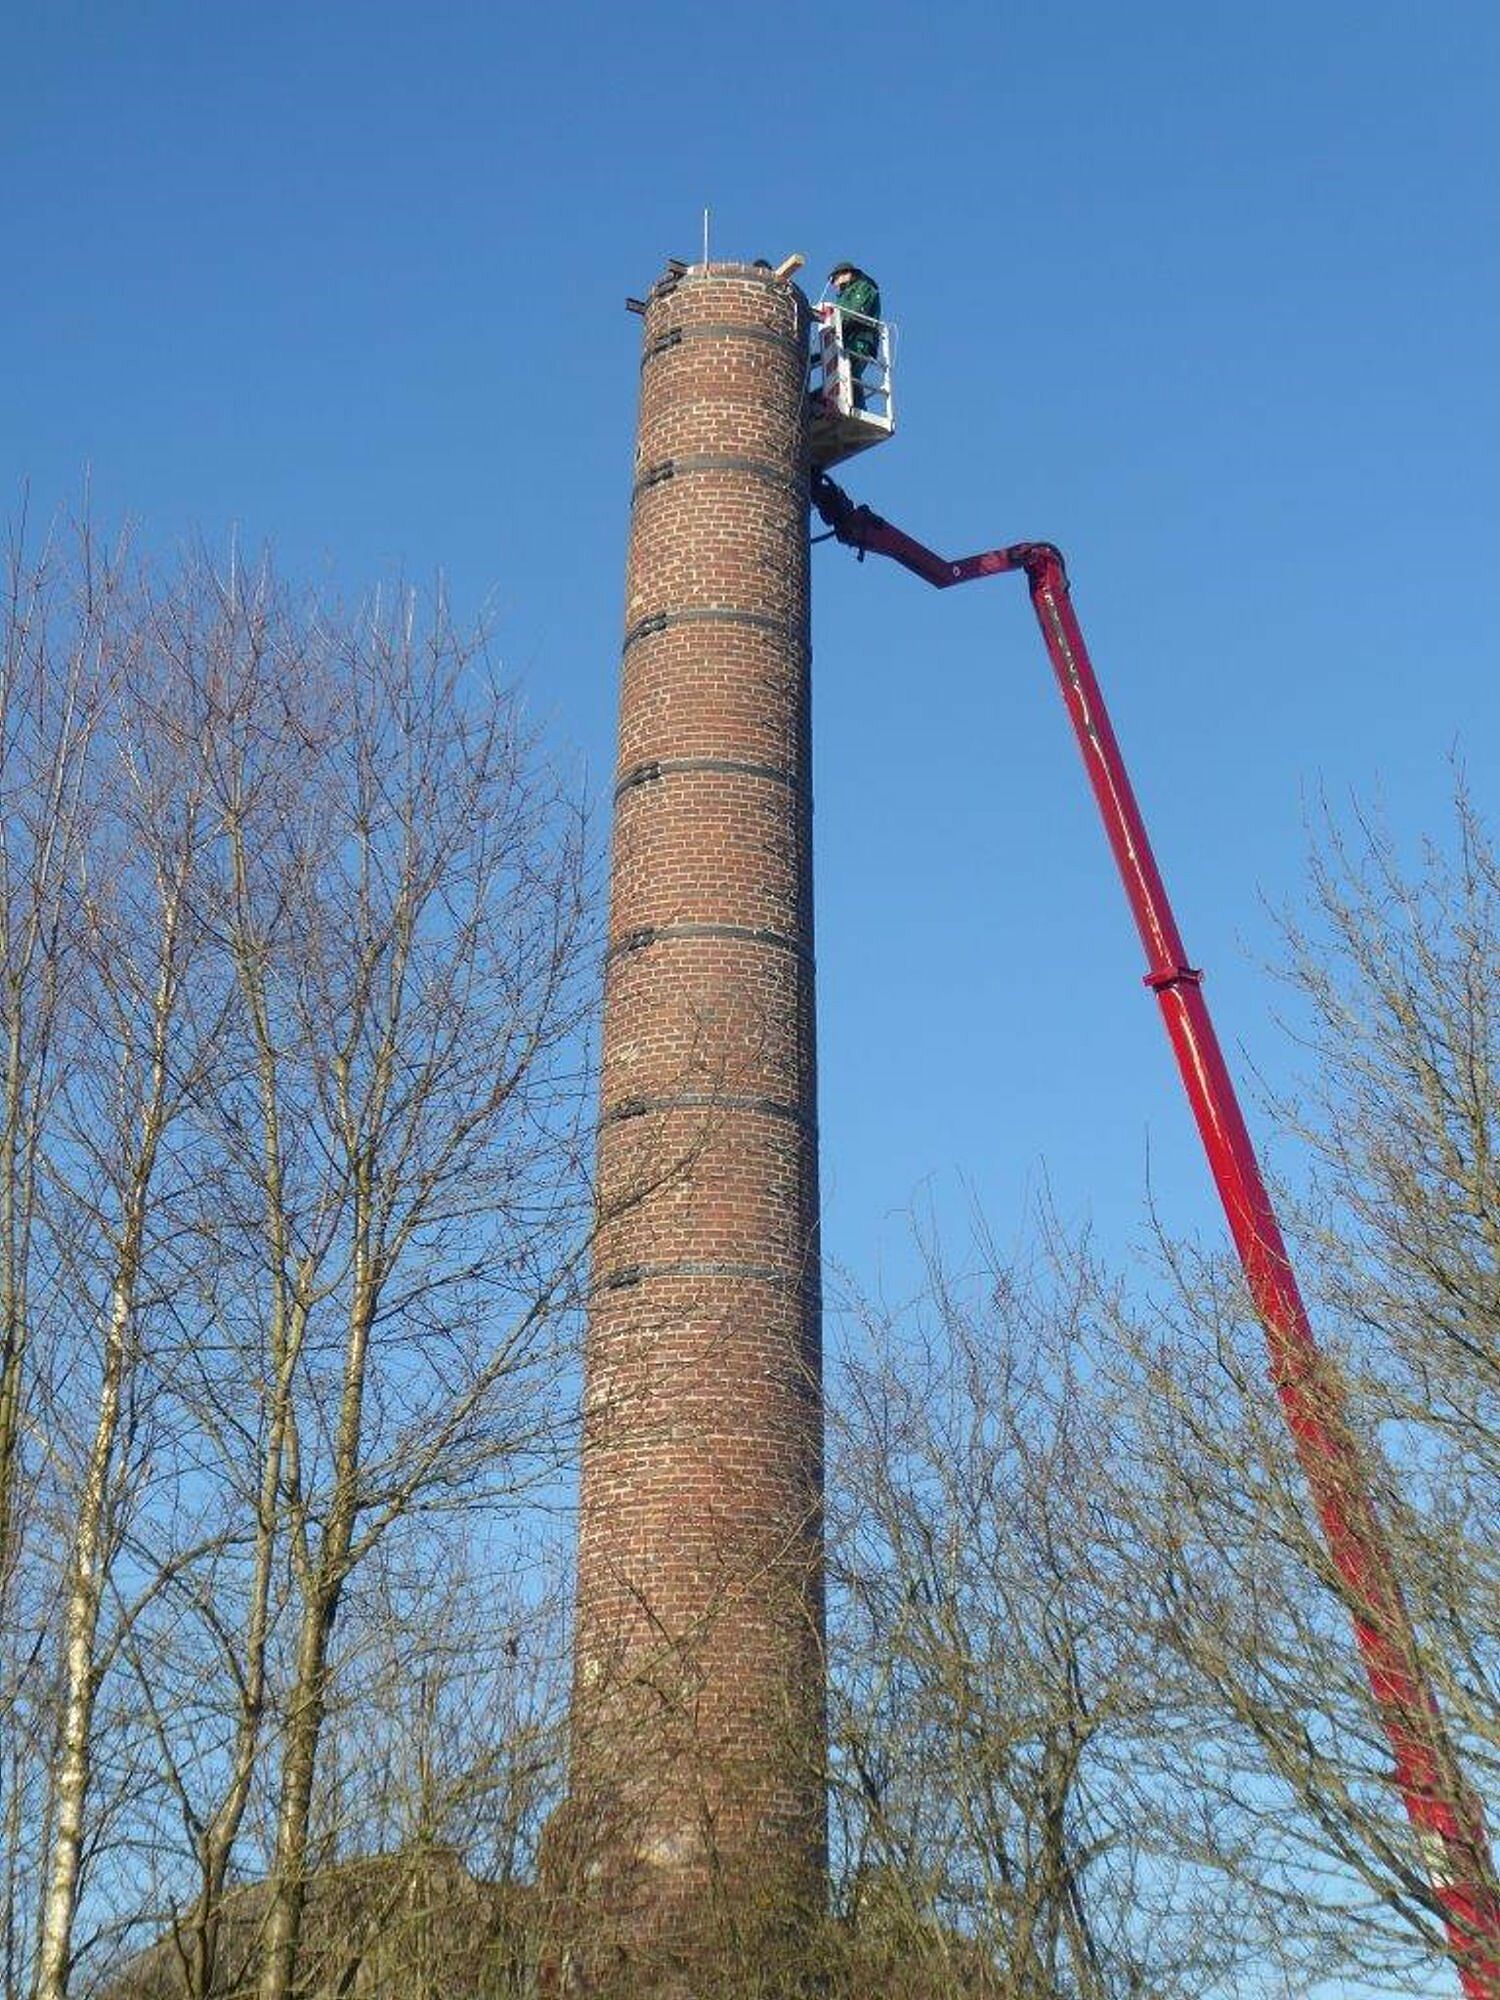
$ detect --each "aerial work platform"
[807,301,894,468]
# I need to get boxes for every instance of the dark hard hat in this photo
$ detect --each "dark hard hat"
[829,261,861,279]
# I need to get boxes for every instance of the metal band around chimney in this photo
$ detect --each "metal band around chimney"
[605,922,812,966]
[596,1258,815,1295]
[677,267,804,298]
[632,454,803,503]
[600,1092,811,1129]
[623,606,800,654]
[644,322,804,366]
[614,757,799,800]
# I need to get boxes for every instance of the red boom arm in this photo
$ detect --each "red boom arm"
[811,469,1500,1996]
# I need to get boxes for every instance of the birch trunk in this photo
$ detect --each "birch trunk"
[32,1266,138,2000]
[32,850,189,2000]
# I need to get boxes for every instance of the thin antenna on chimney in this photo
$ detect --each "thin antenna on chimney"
[702,206,710,267]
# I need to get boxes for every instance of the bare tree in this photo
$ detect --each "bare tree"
[0,521,111,1613]
[0,524,595,1999]
[30,550,235,2000]
[0,520,120,1990]
[1065,785,1500,1996]
[824,1235,1271,2000]
[211,581,590,2000]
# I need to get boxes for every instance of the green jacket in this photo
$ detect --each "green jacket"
[834,273,881,357]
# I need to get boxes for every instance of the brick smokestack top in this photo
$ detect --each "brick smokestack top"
[562,260,823,1978]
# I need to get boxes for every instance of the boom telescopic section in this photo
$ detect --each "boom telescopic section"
[810,467,1500,1999]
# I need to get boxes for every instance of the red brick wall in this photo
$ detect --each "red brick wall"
[565,261,824,1970]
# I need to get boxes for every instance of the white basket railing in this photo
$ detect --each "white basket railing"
[810,306,894,425]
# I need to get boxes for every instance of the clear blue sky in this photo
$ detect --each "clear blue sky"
[7,0,1500,1295]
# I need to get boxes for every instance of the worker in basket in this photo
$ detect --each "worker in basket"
[828,262,881,409]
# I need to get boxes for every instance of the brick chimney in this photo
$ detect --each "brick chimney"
[559,259,824,1985]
